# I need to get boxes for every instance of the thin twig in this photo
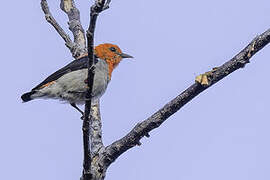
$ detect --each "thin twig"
[103,29,270,166]
[60,0,87,58]
[40,0,74,51]
[82,0,111,179]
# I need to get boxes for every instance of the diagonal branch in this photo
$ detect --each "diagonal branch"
[60,0,87,58]
[103,28,270,166]
[82,0,111,180]
[41,0,74,52]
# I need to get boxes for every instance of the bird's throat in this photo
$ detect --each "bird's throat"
[107,60,120,80]
[107,62,115,80]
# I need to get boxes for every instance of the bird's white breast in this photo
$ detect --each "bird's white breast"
[35,59,110,104]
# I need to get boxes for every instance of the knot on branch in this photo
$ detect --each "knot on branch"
[86,30,94,39]
[195,67,218,86]
[71,44,85,58]
[44,14,51,21]
[237,59,250,68]
[92,0,111,14]
[60,0,73,13]
[68,20,82,30]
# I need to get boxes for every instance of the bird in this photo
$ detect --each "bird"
[21,43,133,116]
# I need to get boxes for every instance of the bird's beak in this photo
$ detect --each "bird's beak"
[120,53,134,59]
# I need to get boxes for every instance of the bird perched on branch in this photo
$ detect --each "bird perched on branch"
[21,43,133,115]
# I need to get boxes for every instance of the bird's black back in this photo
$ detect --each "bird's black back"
[32,56,90,90]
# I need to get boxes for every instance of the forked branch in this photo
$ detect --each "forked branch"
[41,0,74,52]
[41,0,86,58]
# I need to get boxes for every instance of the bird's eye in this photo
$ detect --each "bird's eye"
[110,47,116,52]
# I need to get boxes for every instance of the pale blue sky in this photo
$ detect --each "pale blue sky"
[1,0,270,180]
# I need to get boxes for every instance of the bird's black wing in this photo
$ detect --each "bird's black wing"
[32,56,90,90]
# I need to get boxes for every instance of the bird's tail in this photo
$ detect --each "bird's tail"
[21,91,35,102]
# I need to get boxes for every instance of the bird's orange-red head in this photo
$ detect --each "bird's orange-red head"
[94,43,133,79]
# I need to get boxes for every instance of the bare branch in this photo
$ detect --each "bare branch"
[82,0,111,180]
[60,0,87,58]
[103,29,270,166]
[40,0,74,51]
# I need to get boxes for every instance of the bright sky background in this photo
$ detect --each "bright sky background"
[1,0,270,180]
